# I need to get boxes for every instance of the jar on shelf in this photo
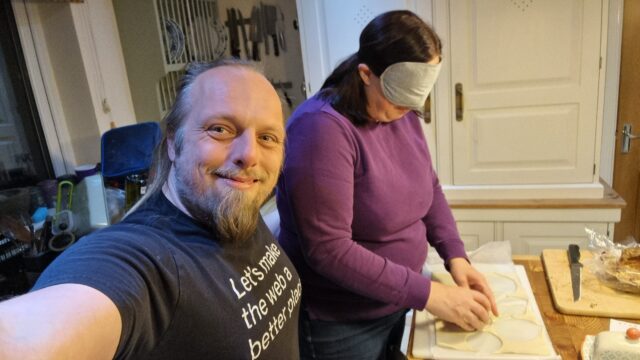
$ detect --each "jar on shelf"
[124,173,147,211]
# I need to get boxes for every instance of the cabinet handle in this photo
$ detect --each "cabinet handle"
[455,83,464,121]
[622,123,639,153]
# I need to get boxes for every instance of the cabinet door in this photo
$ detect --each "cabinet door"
[504,222,608,255]
[449,0,602,185]
[456,221,494,250]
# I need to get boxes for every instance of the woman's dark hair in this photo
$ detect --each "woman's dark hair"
[319,10,442,126]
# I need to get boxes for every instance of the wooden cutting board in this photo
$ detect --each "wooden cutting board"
[541,249,640,319]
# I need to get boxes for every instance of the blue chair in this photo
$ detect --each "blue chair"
[100,122,162,178]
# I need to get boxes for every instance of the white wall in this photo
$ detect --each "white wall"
[37,3,101,167]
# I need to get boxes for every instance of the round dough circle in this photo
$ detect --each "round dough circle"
[493,318,541,341]
[466,331,503,353]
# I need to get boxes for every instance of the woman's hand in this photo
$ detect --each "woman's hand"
[448,257,499,316]
[425,281,492,331]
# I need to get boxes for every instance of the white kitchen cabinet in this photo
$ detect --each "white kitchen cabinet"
[447,0,602,186]
[432,0,609,199]
[503,222,609,255]
[456,222,494,250]
[455,219,614,255]
[450,186,623,255]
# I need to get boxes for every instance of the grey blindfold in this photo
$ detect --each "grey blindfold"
[380,62,442,115]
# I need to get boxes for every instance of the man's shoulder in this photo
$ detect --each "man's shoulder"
[91,220,164,238]
[70,221,172,259]
[115,194,193,240]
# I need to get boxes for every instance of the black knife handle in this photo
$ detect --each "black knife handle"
[568,244,580,264]
[252,41,260,61]
[272,35,279,56]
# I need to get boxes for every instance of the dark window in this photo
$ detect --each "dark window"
[0,1,54,191]
[1,2,56,297]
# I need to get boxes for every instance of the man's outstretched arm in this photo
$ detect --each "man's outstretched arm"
[0,284,121,360]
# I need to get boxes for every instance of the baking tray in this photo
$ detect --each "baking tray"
[412,264,560,360]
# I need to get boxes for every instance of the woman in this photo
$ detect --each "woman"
[276,10,498,359]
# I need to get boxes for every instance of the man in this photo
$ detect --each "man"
[0,59,301,359]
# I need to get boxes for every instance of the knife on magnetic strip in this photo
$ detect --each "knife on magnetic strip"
[568,244,582,301]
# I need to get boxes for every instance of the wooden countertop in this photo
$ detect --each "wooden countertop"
[407,255,639,360]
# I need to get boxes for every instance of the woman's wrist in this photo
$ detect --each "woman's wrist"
[446,256,469,270]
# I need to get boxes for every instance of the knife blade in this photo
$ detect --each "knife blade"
[226,8,240,58]
[568,244,582,302]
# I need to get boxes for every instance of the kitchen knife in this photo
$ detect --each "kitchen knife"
[249,6,261,61]
[237,9,250,60]
[265,5,279,57]
[276,7,286,52]
[226,9,240,58]
[260,2,269,55]
[568,244,582,302]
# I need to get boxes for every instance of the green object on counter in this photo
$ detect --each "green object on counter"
[55,180,74,213]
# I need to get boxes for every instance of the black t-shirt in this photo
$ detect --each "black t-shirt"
[33,192,301,360]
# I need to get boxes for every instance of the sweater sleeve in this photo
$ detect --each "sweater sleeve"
[282,112,430,310]
[423,166,468,266]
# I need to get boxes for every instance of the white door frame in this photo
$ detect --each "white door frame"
[600,0,624,185]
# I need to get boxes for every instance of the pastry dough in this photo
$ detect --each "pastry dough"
[432,271,551,356]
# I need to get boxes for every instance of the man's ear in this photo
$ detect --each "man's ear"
[167,137,176,161]
[357,63,372,85]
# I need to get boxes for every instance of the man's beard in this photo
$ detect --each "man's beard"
[174,162,272,243]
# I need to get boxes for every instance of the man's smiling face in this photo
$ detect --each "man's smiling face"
[168,65,284,241]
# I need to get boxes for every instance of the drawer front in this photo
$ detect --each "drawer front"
[457,222,495,251]
[504,222,608,255]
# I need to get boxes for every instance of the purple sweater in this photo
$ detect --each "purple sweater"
[276,97,466,321]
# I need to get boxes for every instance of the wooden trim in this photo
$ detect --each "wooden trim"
[512,254,540,262]
[600,0,624,185]
[70,2,110,134]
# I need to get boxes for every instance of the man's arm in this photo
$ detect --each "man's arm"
[0,284,122,360]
